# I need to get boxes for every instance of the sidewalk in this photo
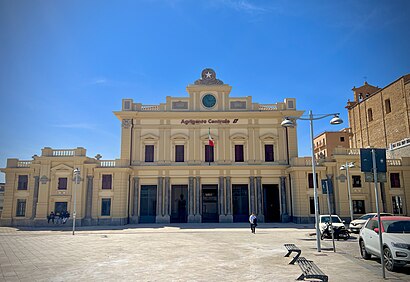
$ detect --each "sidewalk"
[0,223,407,281]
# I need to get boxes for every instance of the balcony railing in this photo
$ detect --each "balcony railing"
[52,150,75,157]
[333,148,360,155]
[99,160,116,167]
[17,161,32,168]
[258,104,278,111]
[387,159,402,166]
[141,105,160,111]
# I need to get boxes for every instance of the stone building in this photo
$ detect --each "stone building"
[313,129,351,159]
[346,74,410,150]
[1,69,409,227]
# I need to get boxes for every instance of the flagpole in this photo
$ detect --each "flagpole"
[208,128,211,166]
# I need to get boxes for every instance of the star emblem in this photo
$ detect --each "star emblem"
[205,71,212,78]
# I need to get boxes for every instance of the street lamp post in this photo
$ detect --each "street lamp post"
[73,168,80,235]
[281,110,343,252]
[340,162,355,222]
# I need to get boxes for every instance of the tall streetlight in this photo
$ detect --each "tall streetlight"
[340,162,355,222]
[73,168,80,235]
[281,110,343,252]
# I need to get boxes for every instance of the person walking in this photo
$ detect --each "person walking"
[49,211,55,224]
[249,212,257,234]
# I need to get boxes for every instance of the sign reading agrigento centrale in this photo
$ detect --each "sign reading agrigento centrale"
[181,119,239,125]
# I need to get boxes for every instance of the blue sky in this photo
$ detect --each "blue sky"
[1,0,409,182]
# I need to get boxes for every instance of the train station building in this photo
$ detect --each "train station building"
[1,69,409,226]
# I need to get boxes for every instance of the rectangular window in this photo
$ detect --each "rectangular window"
[385,99,391,114]
[392,196,403,214]
[352,175,362,187]
[265,144,274,162]
[145,145,154,162]
[175,145,184,162]
[58,177,67,190]
[205,145,214,163]
[16,199,26,217]
[17,175,28,190]
[390,173,400,188]
[101,198,111,216]
[309,197,319,214]
[340,136,345,142]
[353,200,365,214]
[368,108,373,122]
[235,145,244,162]
[308,173,318,188]
[102,174,112,189]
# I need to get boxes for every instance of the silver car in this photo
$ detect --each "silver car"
[349,213,393,233]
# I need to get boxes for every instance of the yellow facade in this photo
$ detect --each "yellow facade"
[1,69,409,226]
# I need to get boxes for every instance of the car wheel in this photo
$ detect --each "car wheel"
[384,247,397,272]
[360,240,371,260]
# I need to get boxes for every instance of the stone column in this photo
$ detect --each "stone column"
[224,176,233,222]
[156,177,168,223]
[249,176,255,214]
[188,176,195,222]
[280,176,289,222]
[164,177,170,218]
[131,176,139,223]
[194,176,201,222]
[31,176,40,221]
[256,176,264,222]
[83,176,94,225]
[219,176,225,215]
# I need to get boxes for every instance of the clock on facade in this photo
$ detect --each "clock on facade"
[202,94,217,108]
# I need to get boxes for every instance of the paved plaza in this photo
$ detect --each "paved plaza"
[0,223,409,281]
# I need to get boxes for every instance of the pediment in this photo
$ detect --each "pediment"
[260,133,278,141]
[141,133,159,141]
[171,133,189,140]
[51,163,74,172]
[200,134,218,141]
[230,133,248,140]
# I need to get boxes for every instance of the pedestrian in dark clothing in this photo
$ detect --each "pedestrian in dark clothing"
[249,212,257,234]
[48,211,55,224]
[178,194,187,223]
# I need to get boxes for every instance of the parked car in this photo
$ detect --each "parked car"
[319,215,345,233]
[349,213,393,233]
[359,216,410,271]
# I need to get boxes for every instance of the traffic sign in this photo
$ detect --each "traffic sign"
[360,148,387,173]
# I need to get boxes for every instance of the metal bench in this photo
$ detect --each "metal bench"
[284,243,301,265]
[296,257,328,282]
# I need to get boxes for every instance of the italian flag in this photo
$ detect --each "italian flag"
[208,128,214,147]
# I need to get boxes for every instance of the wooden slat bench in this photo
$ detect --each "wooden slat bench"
[296,257,328,282]
[283,243,301,265]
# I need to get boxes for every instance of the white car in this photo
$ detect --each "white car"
[359,216,410,271]
[349,212,393,233]
[319,214,345,232]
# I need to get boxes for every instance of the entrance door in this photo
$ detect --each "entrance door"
[139,185,157,223]
[171,185,188,223]
[232,184,249,222]
[202,185,218,223]
[263,184,280,222]
[55,202,67,216]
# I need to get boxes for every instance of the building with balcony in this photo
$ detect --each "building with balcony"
[313,129,351,159]
[1,69,409,227]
